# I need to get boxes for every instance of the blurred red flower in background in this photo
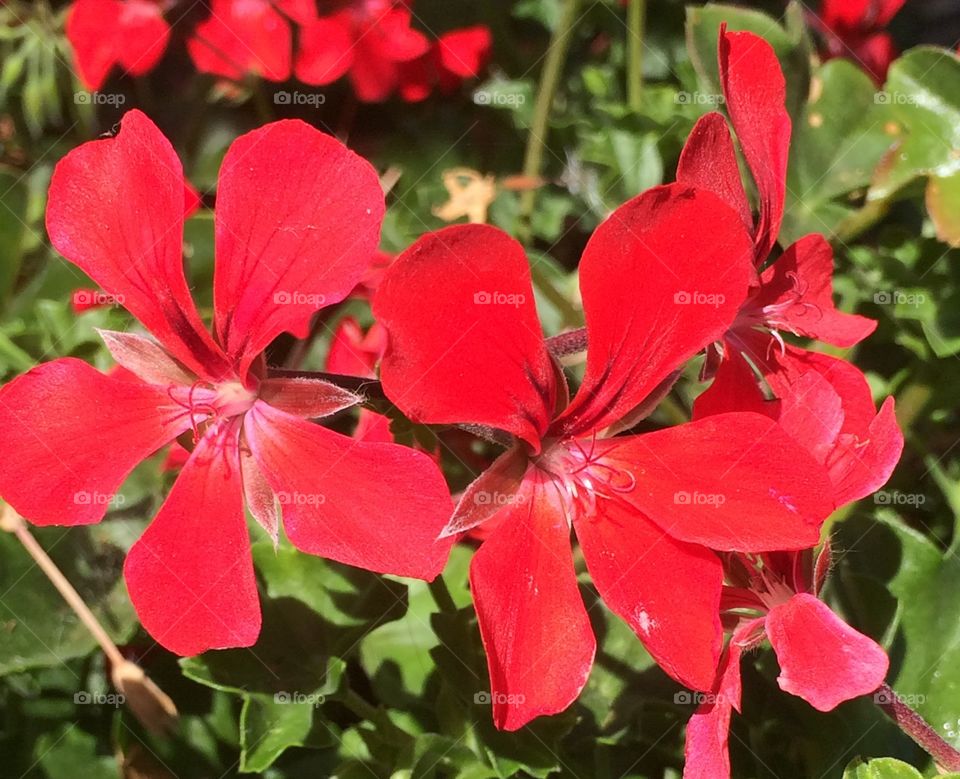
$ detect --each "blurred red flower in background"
[66,0,170,90]
[812,0,906,81]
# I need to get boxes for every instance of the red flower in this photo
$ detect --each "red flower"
[812,0,906,82]
[397,26,493,102]
[684,546,888,778]
[66,0,170,91]
[677,28,901,505]
[296,1,431,102]
[188,0,317,82]
[373,187,837,730]
[0,110,452,656]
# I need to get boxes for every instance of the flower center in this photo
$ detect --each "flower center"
[534,437,636,524]
[170,379,257,442]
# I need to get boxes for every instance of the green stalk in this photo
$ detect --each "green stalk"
[518,0,581,240]
[627,0,646,111]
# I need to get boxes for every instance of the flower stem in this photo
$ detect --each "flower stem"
[627,0,646,111]
[1,504,178,733]
[518,0,581,241]
[874,683,960,771]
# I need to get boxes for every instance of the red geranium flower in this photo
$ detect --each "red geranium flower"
[811,0,906,82]
[296,0,462,102]
[373,186,838,730]
[0,110,453,656]
[676,28,901,506]
[66,0,170,91]
[188,0,317,82]
[684,545,889,779]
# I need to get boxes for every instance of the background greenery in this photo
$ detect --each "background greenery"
[1,1,959,776]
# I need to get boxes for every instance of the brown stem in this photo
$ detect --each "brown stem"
[1,505,178,733]
[875,683,960,772]
[2,507,124,667]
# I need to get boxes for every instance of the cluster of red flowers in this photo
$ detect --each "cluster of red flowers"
[0,25,901,779]
[66,0,491,101]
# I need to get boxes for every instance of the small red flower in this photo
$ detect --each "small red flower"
[374,187,838,730]
[397,26,493,102]
[188,0,318,82]
[66,0,170,91]
[676,28,901,505]
[297,0,430,101]
[683,546,889,778]
[812,0,906,82]
[0,110,453,656]
[326,317,394,442]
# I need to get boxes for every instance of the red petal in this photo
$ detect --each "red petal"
[766,593,888,711]
[187,0,292,82]
[373,224,557,449]
[213,120,384,375]
[575,497,722,691]
[829,396,902,506]
[67,0,169,89]
[397,50,436,102]
[719,30,791,261]
[46,110,229,380]
[296,16,355,85]
[0,359,189,526]
[348,36,401,101]
[375,9,431,62]
[113,0,171,76]
[183,179,202,218]
[326,317,386,379]
[274,0,317,25]
[820,0,905,28]
[67,0,121,90]
[124,424,261,655]
[760,348,903,505]
[756,235,876,347]
[438,26,492,78]
[470,471,596,730]
[244,402,453,579]
[556,184,755,437]
[693,350,775,421]
[682,620,760,779]
[353,409,395,443]
[677,113,752,236]
[604,414,833,551]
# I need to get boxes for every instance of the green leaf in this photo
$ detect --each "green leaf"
[0,166,28,301]
[926,172,960,248]
[841,756,953,778]
[869,47,960,202]
[878,514,960,751]
[239,692,336,773]
[783,60,894,244]
[33,726,116,779]
[0,526,136,676]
